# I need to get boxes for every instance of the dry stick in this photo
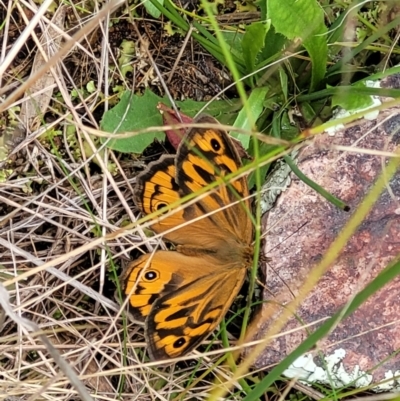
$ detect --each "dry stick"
[82,121,288,145]
[1,178,145,289]
[51,21,155,300]
[0,0,13,77]
[0,0,146,309]
[53,25,145,300]
[332,145,400,158]
[56,70,115,305]
[0,0,131,321]
[58,91,153,294]
[0,191,120,235]
[17,0,98,61]
[2,7,129,392]
[166,25,194,84]
[16,3,66,138]
[97,5,112,309]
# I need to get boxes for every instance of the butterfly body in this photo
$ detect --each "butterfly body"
[121,115,253,360]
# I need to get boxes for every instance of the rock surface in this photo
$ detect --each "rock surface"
[252,79,400,389]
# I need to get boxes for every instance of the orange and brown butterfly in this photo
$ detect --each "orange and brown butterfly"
[120,114,254,360]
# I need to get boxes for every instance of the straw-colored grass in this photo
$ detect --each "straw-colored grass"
[2,1,400,401]
[0,2,272,400]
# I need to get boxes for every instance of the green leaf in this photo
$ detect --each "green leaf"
[331,82,374,111]
[142,0,163,19]
[100,89,165,154]
[268,0,327,91]
[118,40,135,78]
[256,0,267,21]
[303,33,327,91]
[231,87,269,149]
[279,68,288,102]
[101,89,244,154]
[256,25,285,66]
[86,81,96,94]
[241,21,270,79]
[221,31,245,63]
[178,98,242,117]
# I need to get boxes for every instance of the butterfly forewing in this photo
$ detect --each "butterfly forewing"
[176,115,253,246]
[134,156,187,232]
[134,147,240,248]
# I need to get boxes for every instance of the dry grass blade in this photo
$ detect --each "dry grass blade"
[0,237,122,315]
[0,284,93,401]
[13,6,66,144]
[0,0,126,113]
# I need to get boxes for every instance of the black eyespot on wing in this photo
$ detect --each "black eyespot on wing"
[156,202,168,211]
[144,270,159,281]
[210,138,221,152]
[173,338,186,349]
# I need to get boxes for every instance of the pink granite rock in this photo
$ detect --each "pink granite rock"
[252,80,400,389]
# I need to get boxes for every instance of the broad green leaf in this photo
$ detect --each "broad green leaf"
[303,33,327,91]
[179,98,242,117]
[257,25,285,66]
[101,89,244,154]
[241,21,270,80]
[100,89,165,154]
[332,82,374,111]
[257,0,267,21]
[268,0,327,90]
[279,68,288,102]
[280,111,299,140]
[231,86,269,149]
[118,40,135,78]
[221,31,245,63]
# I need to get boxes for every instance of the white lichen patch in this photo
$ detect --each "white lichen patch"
[373,370,400,392]
[283,349,374,389]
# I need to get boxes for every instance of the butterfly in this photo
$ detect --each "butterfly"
[120,114,254,360]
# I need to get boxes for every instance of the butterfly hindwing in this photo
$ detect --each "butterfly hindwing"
[121,251,182,322]
[122,249,247,359]
[145,254,247,360]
